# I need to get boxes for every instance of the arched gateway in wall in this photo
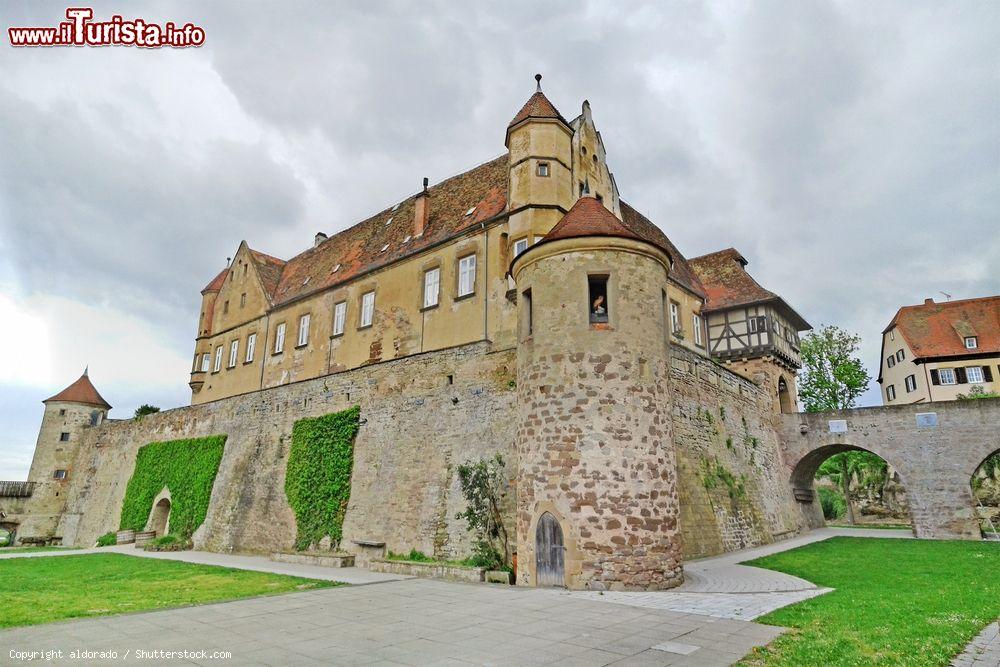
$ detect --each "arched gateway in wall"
[780,400,1000,540]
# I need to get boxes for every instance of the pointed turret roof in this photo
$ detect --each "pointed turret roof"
[506,75,569,145]
[535,196,673,262]
[43,369,112,409]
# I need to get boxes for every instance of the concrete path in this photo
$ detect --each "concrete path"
[0,544,407,585]
[0,578,783,666]
[952,621,1000,666]
[570,527,913,621]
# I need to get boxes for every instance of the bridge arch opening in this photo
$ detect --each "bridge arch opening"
[791,444,912,530]
[971,449,1000,540]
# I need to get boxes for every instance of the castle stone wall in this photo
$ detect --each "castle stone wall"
[58,342,517,558]
[670,345,803,560]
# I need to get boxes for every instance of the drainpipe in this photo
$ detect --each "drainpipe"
[482,221,489,342]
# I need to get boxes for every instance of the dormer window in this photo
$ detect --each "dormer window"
[588,276,609,325]
[536,162,550,177]
[965,336,978,349]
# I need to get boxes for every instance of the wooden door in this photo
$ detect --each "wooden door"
[535,512,565,587]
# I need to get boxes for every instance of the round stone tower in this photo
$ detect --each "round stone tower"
[19,369,111,540]
[511,196,683,591]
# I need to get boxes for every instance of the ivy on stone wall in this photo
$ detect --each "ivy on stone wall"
[284,407,360,551]
[119,435,227,538]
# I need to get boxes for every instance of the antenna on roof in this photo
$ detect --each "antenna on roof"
[940,291,952,301]
[535,73,542,92]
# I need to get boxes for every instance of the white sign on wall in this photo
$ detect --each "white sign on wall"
[828,419,848,434]
[915,412,938,428]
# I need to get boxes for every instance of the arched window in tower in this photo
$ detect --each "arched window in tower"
[588,275,609,325]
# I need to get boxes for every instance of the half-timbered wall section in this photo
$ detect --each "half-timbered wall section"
[705,305,802,368]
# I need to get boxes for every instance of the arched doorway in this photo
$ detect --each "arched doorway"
[535,512,565,587]
[970,449,1000,540]
[149,498,171,536]
[791,444,912,531]
[778,376,795,413]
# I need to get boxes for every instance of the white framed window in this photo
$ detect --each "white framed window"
[967,366,985,383]
[693,313,703,346]
[513,238,529,258]
[669,301,681,333]
[333,302,347,336]
[423,268,440,308]
[228,340,239,368]
[536,162,550,177]
[904,375,917,392]
[213,345,223,372]
[886,385,896,401]
[458,254,476,297]
[274,323,286,354]
[965,337,978,349]
[887,356,895,368]
[245,333,256,363]
[200,353,210,372]
[896,349,904,361]
[938,368,956,385]
[361,291,375,327]
[297,314,310,347]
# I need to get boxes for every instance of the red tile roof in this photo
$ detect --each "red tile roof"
[44,370,111,409]
[201,268,227,294]
[688,248,810,330]
[886,296,1000,359]
[218,156,508,309]
[535,196,676,266]
[619,202,705,298]
[507,91,567,129]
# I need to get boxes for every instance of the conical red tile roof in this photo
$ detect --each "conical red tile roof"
[507,90,566,129]
[537,197,672,262]
[44,370,112,409]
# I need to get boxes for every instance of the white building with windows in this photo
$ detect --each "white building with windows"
[878,295,999,405]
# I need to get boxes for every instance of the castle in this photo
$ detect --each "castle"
[3,77,823,590]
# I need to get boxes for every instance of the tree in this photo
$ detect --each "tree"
[797,324,871,412]
[133,404,161,420]
[455,454,510,570]
[799,325,872,523]
[816,450,888,525]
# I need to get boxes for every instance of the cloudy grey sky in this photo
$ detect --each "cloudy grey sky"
[1,1,997,478]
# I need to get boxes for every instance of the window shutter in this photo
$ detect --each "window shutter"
[956,367,967,384]
[983,366,994,382]
[930,369,940,385]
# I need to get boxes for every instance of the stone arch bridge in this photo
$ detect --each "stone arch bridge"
[780,399,1000,540]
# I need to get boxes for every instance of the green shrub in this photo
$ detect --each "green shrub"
[387,549,434,562]
[818,487,846,520]
[285,407,360,551]
[95,532,117,547]
[143,534,192,552]
[119,435,226,538]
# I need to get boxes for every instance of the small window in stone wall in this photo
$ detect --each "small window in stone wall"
[588,276,609,325]
[59,409,66,416]
[536,162,549,177]
[53,469,67,480]
[522,288,533,337]
[59,432,70,442]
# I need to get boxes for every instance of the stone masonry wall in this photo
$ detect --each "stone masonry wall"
[671,345,804,560]
[57,342,517,558]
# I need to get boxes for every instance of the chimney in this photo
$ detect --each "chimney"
[924,298,934,305]
[414,177,429,237]
[314,232,328,247]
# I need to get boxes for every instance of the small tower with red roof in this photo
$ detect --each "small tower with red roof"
[510,196,683,591]
[20,369,112,541]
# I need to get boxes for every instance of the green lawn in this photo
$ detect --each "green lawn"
[0,546,80,554]
[739,537,1000,666]
[0,553,338,628]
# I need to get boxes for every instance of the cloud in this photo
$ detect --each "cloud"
[0,1,997,475]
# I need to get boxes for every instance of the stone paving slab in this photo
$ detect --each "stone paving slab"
[0,579,784,666]
[952,621,1000,666]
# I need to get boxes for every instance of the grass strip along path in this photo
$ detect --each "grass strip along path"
[739,537,1000,666]
[0,553,337,628]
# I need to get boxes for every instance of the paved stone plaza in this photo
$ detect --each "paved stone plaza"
[1,578,783,666]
